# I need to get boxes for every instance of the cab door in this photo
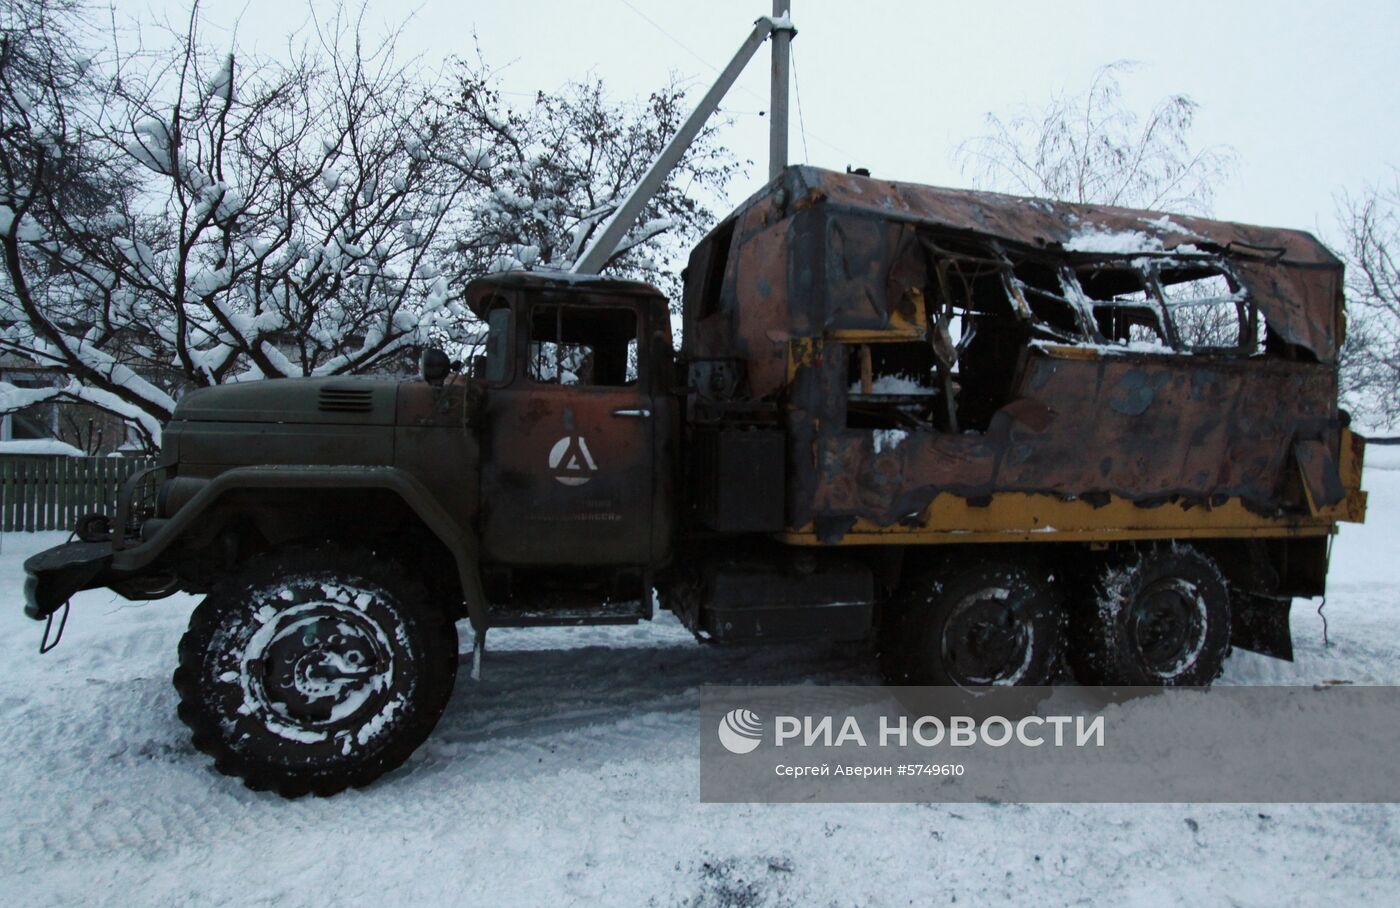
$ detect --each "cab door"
[480,300,654,565]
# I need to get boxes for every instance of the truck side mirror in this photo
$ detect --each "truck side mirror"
[420,348,451,385]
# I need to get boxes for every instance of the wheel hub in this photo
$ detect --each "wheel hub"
[1129,579,1206,678]
[942,591,1033,686]
[244,601,394,729]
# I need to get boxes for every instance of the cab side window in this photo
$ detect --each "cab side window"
[527,305,639,387]
[483,305,512,383]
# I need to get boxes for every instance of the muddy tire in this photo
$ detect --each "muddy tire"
[174,547,458,797]
[1069,545,1230,686]
[885,560,1063,687]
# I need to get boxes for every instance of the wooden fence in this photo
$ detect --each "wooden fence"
[0,455,157,533]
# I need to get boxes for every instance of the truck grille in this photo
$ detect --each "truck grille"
[318,386,374,413]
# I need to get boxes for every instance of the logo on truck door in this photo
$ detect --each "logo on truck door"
[548,435,598,486]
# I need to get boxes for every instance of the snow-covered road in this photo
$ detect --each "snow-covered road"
[2,450,1399,905]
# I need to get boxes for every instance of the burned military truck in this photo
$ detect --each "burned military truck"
[22,166,1367,795]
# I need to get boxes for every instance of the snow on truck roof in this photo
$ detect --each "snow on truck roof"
[464,270,665,317]
[706,166,1345,362]
[756,166,1340,268]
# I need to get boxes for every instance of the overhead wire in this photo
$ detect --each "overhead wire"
[789,42,811,164]
[616,0,749,94]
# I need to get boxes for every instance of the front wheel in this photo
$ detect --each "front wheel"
[174,547,458,797]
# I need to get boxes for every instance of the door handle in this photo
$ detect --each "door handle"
[612,408,651,418]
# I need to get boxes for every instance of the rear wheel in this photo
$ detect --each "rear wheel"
[1070,544,1230,686]
[884,560,1063,687]
[174,546,458,797]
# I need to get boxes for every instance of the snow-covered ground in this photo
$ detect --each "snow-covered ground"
[2,450,1399,905]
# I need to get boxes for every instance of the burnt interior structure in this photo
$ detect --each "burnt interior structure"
[681,166,1351,537]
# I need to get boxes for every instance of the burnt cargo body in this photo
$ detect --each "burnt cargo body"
[682,166,1365,544]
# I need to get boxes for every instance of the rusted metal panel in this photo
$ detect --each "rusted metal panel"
[778,495,1340,546]
[683,165,1356,540]
[1229,257,1342,362]
[1293,439,1345,513]
[805,170,1338,265]
[790,348,1335,527]
[693,167,1342,366]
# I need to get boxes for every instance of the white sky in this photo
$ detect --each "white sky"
[133,0,1398,244]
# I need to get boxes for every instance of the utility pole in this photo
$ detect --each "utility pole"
[769,2,792,180]
[572,10,797,275]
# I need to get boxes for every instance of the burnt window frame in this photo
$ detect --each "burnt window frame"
[521,300,645,392]
[912,229,1271,362]
[1006,259,1101,343]
[479,298,514,387]
[915,234,1028,433]
[1065,255,1261,356]
[1073,259,1175,349]
[1146,261,1260,354]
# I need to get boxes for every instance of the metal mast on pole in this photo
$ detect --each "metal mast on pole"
[571,10,797,275]
[769,2,791,180]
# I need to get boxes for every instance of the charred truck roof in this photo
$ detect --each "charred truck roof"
[466,270,669,316]
[682,165,1359,542]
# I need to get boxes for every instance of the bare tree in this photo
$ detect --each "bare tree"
[0,0,163,443]
[958,62,1247,349]
[1338,176,1400,431]
[2,2,471,448]
[0,2,738,450]
[958,62,1236,215]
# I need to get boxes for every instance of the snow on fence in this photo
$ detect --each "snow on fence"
[0,455,157,533]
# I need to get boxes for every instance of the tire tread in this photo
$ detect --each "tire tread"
[173,544,458,797]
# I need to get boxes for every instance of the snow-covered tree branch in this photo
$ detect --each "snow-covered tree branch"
[0,1,737,452]
[0,0,170,447]
[438,62,739,306]
[954,62,1248,349]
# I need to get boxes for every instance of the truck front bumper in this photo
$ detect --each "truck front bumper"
[22,541,114,620]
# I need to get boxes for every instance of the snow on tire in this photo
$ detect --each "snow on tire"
[1070,544,1230,686]
[174,547,457,797]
